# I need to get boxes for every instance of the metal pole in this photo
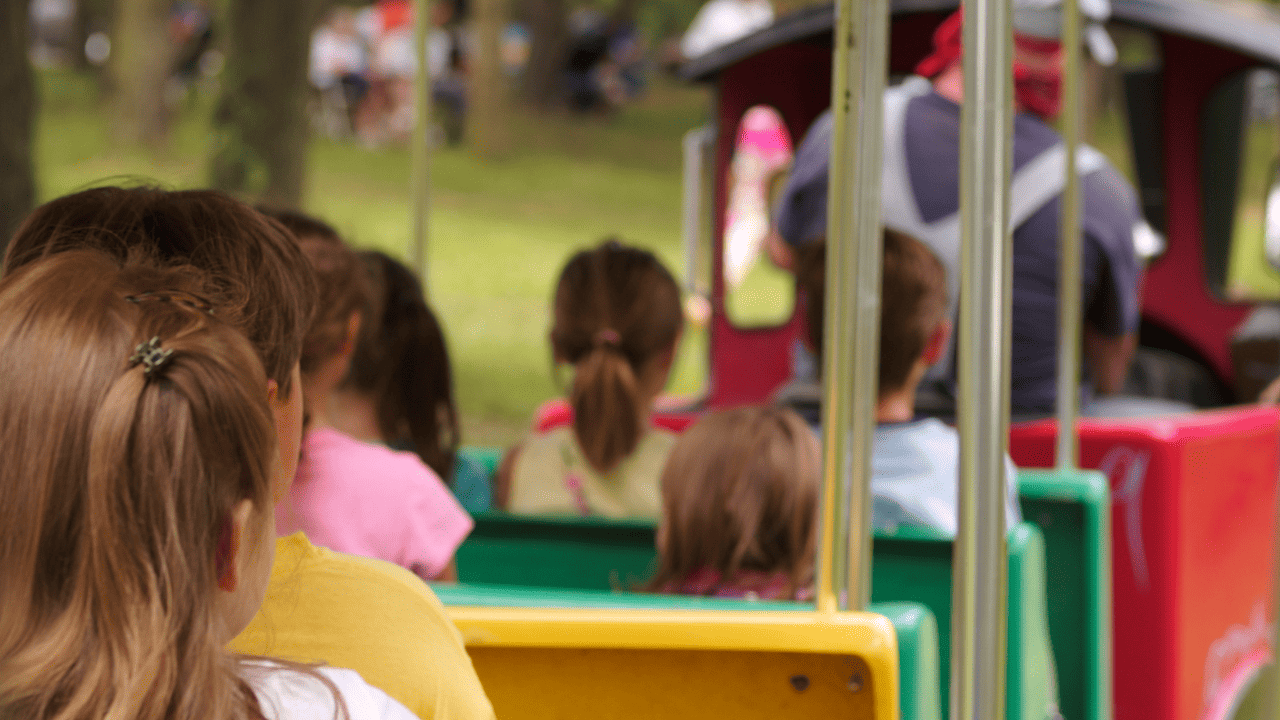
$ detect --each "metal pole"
[953,0,1013,717]
[1056,0,1083,471]
[818,0,888,614]
[682,126,716,299]
[410,0,434,295]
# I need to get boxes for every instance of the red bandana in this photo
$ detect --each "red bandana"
[914,9,1065,119]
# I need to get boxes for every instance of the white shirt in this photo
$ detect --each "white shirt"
[247,662,418,720]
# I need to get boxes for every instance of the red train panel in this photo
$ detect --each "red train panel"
[1009,407,1279,720]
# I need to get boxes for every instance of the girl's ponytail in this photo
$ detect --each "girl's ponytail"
[570,337,644,473]
[344,251,460,482]
[552,240,683,475]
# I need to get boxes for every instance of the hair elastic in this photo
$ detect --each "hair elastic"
[594,329,621,348]
[129,336,175,378]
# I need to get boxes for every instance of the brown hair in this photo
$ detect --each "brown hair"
[0,251,276,720]
[3,185,317,394]
[796,230,947,395]
[261,209,370,379]
[342,251,460,481]
[648,405,820,599]
[551,239,683,473]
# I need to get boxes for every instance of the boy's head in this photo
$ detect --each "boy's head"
[797,229,949,397]
[5,186,317,394]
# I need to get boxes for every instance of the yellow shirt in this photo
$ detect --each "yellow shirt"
[230,534,495,720]
[508,426,675,518]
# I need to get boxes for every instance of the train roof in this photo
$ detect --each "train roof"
[679,0,1280,81]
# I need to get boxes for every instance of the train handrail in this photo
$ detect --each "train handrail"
[952,0,1015,718]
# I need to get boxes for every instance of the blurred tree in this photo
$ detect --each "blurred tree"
[208,0,329,207]
[0,0,37,248]
[110,0,172,146]
[518,0,568,107]
[469,0,513,156]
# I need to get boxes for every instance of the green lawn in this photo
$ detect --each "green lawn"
[32,69,713,445]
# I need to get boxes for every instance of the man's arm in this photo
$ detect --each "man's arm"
[765,229,797,271]
[1084,324,1136,395]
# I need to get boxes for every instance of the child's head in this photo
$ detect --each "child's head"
[651,405,821,598]
[264,210,371,401]
[0,251,277,718]
[797,229,949,396]
[551,239,683,473]
[5,186,317,395]
[342,250,460,481]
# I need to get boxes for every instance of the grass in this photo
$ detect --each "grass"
[32,69,713,445]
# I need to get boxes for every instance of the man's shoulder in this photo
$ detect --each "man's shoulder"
[1082,158,1140,219]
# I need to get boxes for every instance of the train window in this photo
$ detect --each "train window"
[1114,26,1165,236]
[722,105,796,328]
[1202,68,1280,301]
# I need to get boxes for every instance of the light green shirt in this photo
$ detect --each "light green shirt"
[508,426,675,519]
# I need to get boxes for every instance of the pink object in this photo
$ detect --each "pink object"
[736,105,792,166]
[278,427,473,581]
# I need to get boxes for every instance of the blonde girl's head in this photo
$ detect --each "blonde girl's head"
[650,405,821,599]
[551,239,683,474]
[0,251,278,720]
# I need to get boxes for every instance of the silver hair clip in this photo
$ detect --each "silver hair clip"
[125,290,215,316]
[129,336,175,378]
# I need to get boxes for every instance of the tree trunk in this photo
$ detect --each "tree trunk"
[0,0,37,248]
[519,0,567,108]
[110,0,172,146]
[208,0,327,208]
[467,0,512,157]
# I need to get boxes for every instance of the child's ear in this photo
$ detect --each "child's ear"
[549,331,567,365]
[339,311,363,356]
[921,321,952,366]
[216,500,255,592]
[657,334,680,373]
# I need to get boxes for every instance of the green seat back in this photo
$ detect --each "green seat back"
[456,513,657,590]
[1016,468,1112,720]
[456,516,1060,720]
[869,522,1057,720]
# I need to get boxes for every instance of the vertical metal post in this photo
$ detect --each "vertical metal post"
[682,126,716,299]
[818,0,888,613]
[1056,0,1083,471]
[953,0,1013,717]
[410,0,434,295]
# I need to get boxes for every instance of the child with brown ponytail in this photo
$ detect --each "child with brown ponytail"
[495,239,684,518]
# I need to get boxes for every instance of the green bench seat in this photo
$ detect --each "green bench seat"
[451,447,1110,720]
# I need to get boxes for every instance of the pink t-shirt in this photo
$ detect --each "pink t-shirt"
[277,427,473,580]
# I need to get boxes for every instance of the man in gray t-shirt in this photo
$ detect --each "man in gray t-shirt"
[771,6,1142,416]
